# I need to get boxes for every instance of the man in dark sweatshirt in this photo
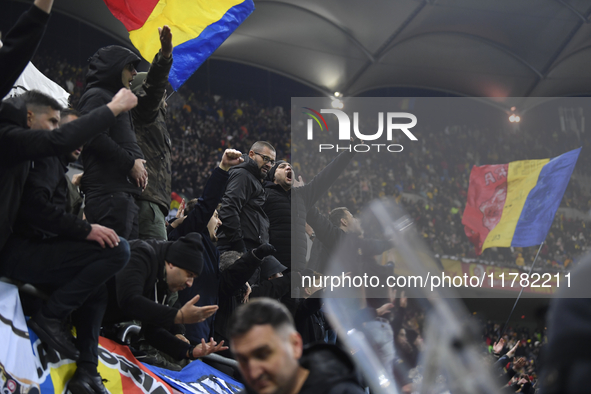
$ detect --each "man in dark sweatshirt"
[78,45,148,239]
[0,85,137,252]
[103,233,227,362]
[0,90,133,394]
[216,141,275,253]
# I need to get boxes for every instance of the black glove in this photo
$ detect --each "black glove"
[252,243,276,260]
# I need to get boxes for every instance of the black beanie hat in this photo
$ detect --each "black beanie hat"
[265,160,286,182]
[165,233,204,275]
[260,256,287,280]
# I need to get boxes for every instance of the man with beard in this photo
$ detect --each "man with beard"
[216,141,276,254]
[230,298,365,394]
[263,149,356,273]
[167,149,279,354]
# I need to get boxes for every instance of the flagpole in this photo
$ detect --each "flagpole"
[166,91,176,102]
[500,241,545,338]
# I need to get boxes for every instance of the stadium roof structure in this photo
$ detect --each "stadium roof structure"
[20,0,591,110]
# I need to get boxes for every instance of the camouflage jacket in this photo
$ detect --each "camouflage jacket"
[133,51,173,213]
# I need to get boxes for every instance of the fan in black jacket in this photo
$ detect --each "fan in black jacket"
[169,149,253,345]
[78,45,146,239]
[230,298,365,394]
[0,90,137,394]
[103,233,227,361]
[216,141,275,253]
[0,87,137,252]
[263,149,356,273]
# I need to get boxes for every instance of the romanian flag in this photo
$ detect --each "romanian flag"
[104,0,255,90]
[170,191,183,211]
[462,148,580,255]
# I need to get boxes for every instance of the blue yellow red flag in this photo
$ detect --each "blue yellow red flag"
[104,0,255,90]
[462,148,581,255]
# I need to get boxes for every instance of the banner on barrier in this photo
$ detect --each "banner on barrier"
[0,282,40,394]
[145,360,244,394]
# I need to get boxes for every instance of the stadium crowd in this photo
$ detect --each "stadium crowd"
[1,2,590,393]
[31,50,591,273]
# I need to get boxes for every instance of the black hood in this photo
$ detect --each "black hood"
[298,343,363,394]
[85,45,141,94]
[231,154,264,180]
[0,97,27,130]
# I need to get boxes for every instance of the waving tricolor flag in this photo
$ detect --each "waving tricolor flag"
[104,0,254,90]
[462,148,580,255]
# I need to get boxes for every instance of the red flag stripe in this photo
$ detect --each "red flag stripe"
[103,0,160,31]
[461,164,508,255]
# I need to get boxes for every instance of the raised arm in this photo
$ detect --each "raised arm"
[0,1,52,98]
[300,149,356,208]
[0,89,137,166]
[170,150,242,239]
[133,26,173,122]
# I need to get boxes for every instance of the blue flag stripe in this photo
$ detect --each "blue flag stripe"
[511,147,581,247]
[168,0,255,90]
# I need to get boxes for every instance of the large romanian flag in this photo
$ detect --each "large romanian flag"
[462,148,580,255]
[104,0,255,90]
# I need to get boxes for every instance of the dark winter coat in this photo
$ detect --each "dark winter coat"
[250,272,292,300]
[216,157,269,252]
[78,45,144,199]
[12,154,91,241]
[0,97,116,251]
[263,151,356,272]
[170,167,230,343]
[104,238,191,360]
[0,4,49,98]
[133,51,173,213]
[306,207,392,279]
[298,344,365,394]
[295,296,328,346]
[213,250,265,351]
[262,182,291,266]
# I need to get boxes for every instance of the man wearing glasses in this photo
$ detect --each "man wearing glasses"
[216,141,276,254]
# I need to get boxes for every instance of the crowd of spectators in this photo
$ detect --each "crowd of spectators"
[6,3,589,393]
[31,50,591,273]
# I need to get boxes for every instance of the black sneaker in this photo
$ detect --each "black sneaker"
[67,369,108,394]
[27,309,80,361]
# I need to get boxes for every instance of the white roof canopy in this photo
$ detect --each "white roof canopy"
[16,0,591,110]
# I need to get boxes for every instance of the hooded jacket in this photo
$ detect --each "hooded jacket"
[298,344,365,394]
[78,45,144,199]
[132,51,173,212]
[0,97,116,252]
[216,156,269,252]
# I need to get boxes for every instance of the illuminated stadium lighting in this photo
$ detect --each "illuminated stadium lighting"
[509,114,521,123]
[331,98,344,109]
[334,91,341,97]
